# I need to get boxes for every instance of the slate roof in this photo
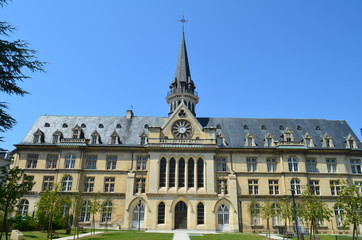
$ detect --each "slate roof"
[19,115,361,150]
[173,32,192,84]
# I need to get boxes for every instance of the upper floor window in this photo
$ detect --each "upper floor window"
[42,176,54,191]
[248,179,259,195]
[197,158,204,188]
[265,134,275,147]
[304,133,314,147]
[159,158,166,187]
[65,154,76,169]
[62,175,73,192]
[306,158,318,172]
[247,158,257,172]
[282,128,294,142]
[178,158,185,188]
[136,156,147,170]
[323,134,334,148]
[216,158,227,172]
[46,154,58,169]
[291,178,301,195]
[267,158,277,172]
[72,125,82,139]
[326,158,337,173]
[140,133,147,145]
[26,154,38,168]
[85,155,97,169]
[330,180,340,196]
[17,199,29,216]
[269,180,279,195]
[169,158,176,188]
[217,133,225,147]
[106,155,117,170]
[245,133,256,147]
[350,159,361,174]
[309,180,320,195]
[84,177,95,192]
[104,177,115,192]
[288,157,298,172]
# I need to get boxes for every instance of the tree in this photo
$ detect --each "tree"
[260,199,273,238]
[300,186,332,240]
[0,0,45,140]
[0,166,34,240]
[280,197,293,239]
[89,193,101,236]
[36,185,68,240]
[337,181,362,240]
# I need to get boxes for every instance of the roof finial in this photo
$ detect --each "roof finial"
[178,13,188,32]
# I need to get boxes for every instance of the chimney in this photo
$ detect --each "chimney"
[126,110,134,119]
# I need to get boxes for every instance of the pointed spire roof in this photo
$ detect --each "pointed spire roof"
[174,32,191,83]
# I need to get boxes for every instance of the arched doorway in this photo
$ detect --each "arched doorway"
[132,203,144,229]
[217,205,229,231]
[174,201,187,229]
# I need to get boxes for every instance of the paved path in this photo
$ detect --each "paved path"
[146,230,217,240]
[56,232,103,240]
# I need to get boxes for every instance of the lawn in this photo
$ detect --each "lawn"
[189,233,266,240]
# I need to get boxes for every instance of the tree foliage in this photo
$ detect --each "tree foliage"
[337,181,362,240]
[300,186,332,240]
[0,166,34,240]
[0,0,45,140]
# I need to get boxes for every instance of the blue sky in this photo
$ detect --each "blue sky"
[1,0,362,150]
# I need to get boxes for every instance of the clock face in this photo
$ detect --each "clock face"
[172,120,192,139]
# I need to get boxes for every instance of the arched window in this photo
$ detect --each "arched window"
[197,203,204,225]
[65,154,76,169]
[169,158,176,187]
[62,175,73,192]
[197,158,204,188]
[157,202,165,224]
[188,158,194,188]
[159,158,166,187]
[80,200,90,222]
[17,199,29,216]
[101,201,112,223]
[288,156,298,172]
[291,178,301,195]
[250,203,260,225]
[334,204,343,227]
[272,203,281,225]
[178,158,185,188]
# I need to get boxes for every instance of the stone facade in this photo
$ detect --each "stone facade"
[11,32,362,233]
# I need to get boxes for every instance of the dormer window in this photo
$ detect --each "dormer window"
[346,134,357,149]
[322,134,334,148]
[243,125,248,130]
[279,125,284,130]
[72,125,83,139]
[99,124,104,128]
[91,131,101,144]
[110,131,120,145]
[116,124,121,128]
[297,126,302,130]
[261,125,266,130]
[52,130,62,144]
[217,133,226,147]
[264,133,275,147]
[140,133,147,145]
[245,133,256,147]
[44,123,50,127]
[33,129,44,144]
[81,123,86,128]
[282,128,294,142]
[304,133,314,148]
[62,123,68,128]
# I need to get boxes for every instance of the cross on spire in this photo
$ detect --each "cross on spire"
[178,13,188,32]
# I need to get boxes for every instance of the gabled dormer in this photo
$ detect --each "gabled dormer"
[71,125,83,139]
[110,131,120,145]
[91,130,101,144]
[322,133,334,148]
[33,129,44,144]
[303,133,314,148]
[245,133,256,147]
[346,134,358,149]
[264,133,275,147]
[282,128,294,142]
[216,132,227,147]
[52,130,63,144]
[139,132,148,145]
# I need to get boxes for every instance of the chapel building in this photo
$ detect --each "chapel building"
[12,31,362,233]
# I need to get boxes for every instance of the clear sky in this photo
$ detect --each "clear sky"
[1,0,362,151]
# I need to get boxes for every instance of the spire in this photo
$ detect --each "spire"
[173,32,191,84]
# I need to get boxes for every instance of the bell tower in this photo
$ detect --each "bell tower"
[166,31,199,116]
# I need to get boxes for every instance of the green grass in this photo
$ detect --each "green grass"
[189,233,267,240]
[1,230,173,240]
